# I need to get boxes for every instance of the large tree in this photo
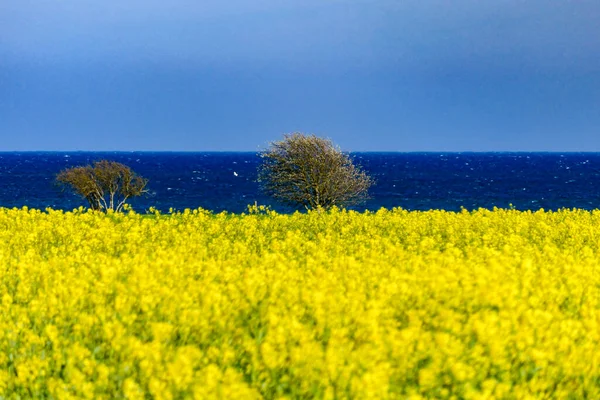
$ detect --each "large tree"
[57,160,148,212]
[258,133,373,210]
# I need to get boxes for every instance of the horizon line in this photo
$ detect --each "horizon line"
[2,150,600,154]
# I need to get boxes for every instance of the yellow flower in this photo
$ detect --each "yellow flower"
[2,207,600,398]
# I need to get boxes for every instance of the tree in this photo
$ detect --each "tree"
[57,160,148,212]
[258,133,373,210]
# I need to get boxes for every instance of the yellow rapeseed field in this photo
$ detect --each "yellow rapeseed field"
[1,206,600,399]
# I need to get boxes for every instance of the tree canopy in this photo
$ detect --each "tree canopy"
[57,160,148,212]
[258,133,373,210]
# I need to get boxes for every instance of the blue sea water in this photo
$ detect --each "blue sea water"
[1,152,600,213]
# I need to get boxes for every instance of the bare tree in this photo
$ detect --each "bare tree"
[258,133,373,210]
[57,160,148,212]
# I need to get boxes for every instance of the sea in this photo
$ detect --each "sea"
[1,152,600,214]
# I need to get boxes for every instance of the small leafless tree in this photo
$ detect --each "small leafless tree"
[258,133,373,210]
[57,160,148,212]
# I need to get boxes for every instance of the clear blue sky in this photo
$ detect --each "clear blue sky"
[1,0,599,151]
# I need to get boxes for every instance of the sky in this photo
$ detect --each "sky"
[1,0,599,152]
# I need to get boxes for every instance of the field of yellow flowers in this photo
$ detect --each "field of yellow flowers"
[2,206,600,399]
